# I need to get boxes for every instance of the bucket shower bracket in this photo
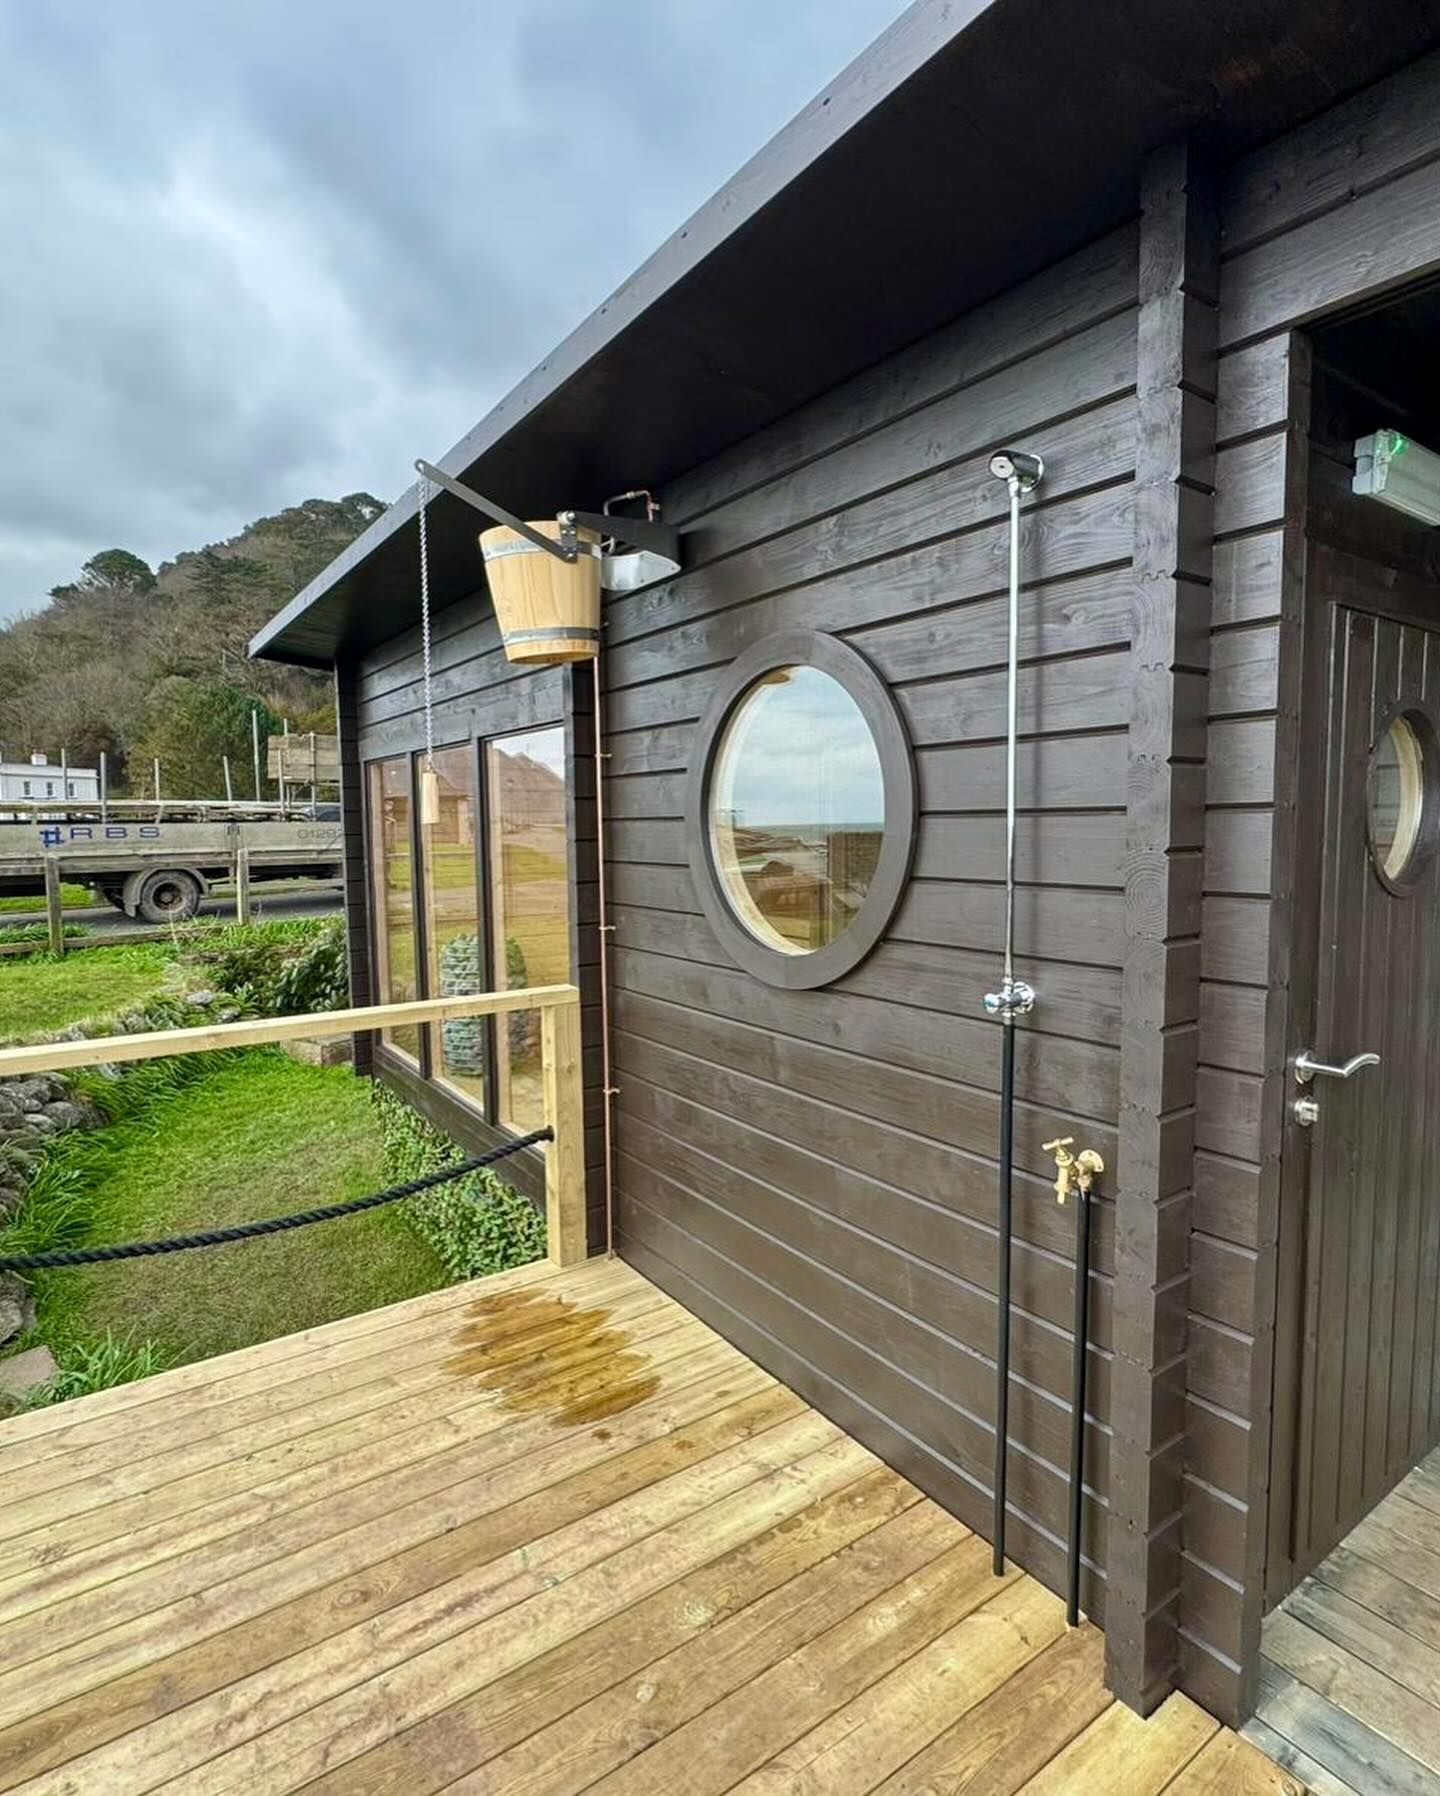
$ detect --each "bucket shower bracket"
[414,460,681,574]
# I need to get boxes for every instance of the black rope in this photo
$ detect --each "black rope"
[0,1127,552,1272]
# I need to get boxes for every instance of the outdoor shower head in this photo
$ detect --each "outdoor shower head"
[989,449,1044,491]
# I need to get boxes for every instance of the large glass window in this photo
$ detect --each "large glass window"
[487,727,570,1130]
[368,756,420,1060]
[710,664,886,955]
[423,743,487,1110]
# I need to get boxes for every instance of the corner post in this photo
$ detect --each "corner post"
[541,997,587,1266]
[43,855,65,956]
[1108,138,1219,1714]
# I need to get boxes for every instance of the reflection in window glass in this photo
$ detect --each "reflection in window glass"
[1368,715,1428,883]
[368,756,420,1059]
[423,744,487,1111]
[709,665,885,954]
[487,727,570,1130]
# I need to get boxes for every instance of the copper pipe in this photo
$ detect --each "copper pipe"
[592,650,618,1258]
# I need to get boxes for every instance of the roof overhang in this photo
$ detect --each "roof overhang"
[252,0,1440,668]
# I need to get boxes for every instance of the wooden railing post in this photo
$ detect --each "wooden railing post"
[541,997,587,1266]
[43,855,65,956]
[235,847,252,925]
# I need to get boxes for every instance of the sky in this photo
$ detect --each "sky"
[0,0,907,622]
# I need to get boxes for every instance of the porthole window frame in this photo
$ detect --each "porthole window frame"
[1366,702,1440,896]
[685,629,917,989]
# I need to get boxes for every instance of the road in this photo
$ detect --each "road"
[4,885,343,937]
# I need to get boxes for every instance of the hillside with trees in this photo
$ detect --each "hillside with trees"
[0,494,383,798]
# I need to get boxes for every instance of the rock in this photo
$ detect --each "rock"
[217,1008,241,1023]
[186,989,217,1007]
[19,1113,56,1135]
[0,1346,58,1403]
[0,1146,39,1177]
[56,1024,89,1042]
[42,1101,88,1133]
[0,1275,36,1345]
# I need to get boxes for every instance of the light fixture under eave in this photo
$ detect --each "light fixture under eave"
[1353,428,1440,527]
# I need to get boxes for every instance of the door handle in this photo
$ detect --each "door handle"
[1294,1049,1381,1085]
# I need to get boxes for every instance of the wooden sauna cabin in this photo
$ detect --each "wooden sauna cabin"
[253,0,1440,1741]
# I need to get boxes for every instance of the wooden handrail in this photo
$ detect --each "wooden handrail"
[0,985,579,1076]
[0,983,589,1268]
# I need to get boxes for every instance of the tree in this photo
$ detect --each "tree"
[129,679,282,800]
[50,549,156,604]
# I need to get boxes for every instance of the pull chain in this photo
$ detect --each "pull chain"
[417,471,439,825]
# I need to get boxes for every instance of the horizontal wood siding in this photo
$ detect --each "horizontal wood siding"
[353,601,607,1247]
[606,225,1139,1619]
[1178,43,1440,1724]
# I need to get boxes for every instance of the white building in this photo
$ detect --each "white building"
[0,753,100,804]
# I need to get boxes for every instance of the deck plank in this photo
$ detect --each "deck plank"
[0,1337,756,1632]
[868,1624,1112,1795]
[299,1467,925,1796]
[41,1430,873,1791]
[574,1537,1019,1796]
[0,1379,804,1756]
[442,1502,966,1796]
[0,1259,1291,1796]
[0,1254,575,1457]
[1264,1610,1440,1775]
[1248,1659,1440,1796]
[721,1576,1064,1795]
[1161,1730,1306,1794]
[1011,1690,1218,1793]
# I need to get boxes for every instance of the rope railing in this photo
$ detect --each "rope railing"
[0,1128,552,1273]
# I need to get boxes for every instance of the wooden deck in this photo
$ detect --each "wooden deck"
[0,1256,1297,1794]
[1246,1444,1440,1795]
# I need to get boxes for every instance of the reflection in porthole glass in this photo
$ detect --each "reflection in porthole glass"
[1367,715,1428,883]
[708,665,886,954]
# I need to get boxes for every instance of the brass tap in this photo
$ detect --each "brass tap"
[1043,1137,1075,1202]
[1043,1137,1104,1204]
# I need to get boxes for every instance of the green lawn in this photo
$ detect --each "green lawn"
[0,883,92,914]
[40,1053,447,1368]
[0,943,176,1043]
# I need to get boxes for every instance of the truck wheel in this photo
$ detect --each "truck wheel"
[136,870,201,924]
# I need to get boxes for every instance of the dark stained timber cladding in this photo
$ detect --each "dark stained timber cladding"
[335,660,374,1076]
[600,223,1140,1628]
[1109,140,1219,1719]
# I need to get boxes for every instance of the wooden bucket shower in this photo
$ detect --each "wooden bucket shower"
[480,521,602,665]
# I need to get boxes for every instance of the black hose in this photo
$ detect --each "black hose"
[1067,1182,1093,1625]
[993,1020,1016,1575]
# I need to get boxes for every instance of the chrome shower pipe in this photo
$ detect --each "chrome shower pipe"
[983,446,1043,1575]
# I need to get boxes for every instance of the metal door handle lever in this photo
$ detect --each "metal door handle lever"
[1294,1050,1381,1085]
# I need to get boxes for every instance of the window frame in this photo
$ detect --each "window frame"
[685,629,916,990]
[362,716,574,1130]
[1367,702,1440,896]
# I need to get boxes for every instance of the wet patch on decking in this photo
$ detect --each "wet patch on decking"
[444,1284,661,1425]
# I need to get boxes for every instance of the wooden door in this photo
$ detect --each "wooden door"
[1286,551,1440,1580]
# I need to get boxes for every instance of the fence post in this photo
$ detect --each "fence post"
[44,855,65,956]
[235,848,252,925]
[541,997,587,1266]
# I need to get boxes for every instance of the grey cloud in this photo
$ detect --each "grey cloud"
[0,0,904,620]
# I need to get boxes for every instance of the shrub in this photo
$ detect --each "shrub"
[182,915,346,1015]
[372,1085,544,1279]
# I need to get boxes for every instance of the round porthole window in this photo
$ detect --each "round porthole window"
[1367,712,1436,889]
[687,631,915,989]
